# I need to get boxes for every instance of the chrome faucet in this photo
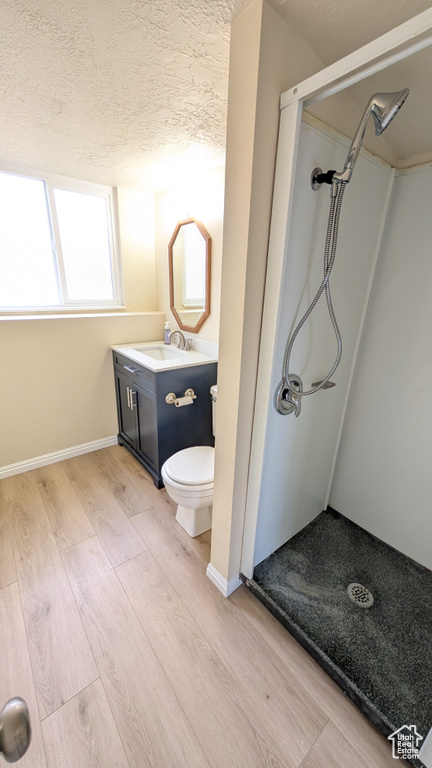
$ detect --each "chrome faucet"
[168,329,186,350]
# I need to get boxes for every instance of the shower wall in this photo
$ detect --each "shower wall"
[252,118,393,567]
[329,164,432,570]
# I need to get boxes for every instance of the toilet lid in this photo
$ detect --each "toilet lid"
[164,446,214,485]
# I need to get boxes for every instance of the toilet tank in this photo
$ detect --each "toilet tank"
[210,385,217,436]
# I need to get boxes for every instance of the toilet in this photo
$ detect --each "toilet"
[161,385,217,537]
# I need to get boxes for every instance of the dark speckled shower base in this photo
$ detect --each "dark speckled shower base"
[245,508,432,766]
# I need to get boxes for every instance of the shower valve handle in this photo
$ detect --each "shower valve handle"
[289,391,301,418]
[274,375,303,417]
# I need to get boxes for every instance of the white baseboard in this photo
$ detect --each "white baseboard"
[206,562,243,597]
[0,436,119,479]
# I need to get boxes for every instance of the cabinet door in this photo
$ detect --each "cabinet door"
[116,370,138,447]
[136,385,158,467]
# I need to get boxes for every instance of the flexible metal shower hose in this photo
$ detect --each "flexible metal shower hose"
[283,180,346,396]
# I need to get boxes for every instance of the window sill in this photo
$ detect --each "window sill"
[0,311,164,321]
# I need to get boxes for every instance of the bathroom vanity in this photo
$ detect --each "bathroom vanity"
[112,341,217,487]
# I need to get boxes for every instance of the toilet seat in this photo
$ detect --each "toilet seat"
[163,446,214,486]
[161,472,213,495]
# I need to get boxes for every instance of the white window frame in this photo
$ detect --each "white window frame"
[0,161,124,312]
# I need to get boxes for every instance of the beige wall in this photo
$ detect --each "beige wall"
[0,187,162,469]
[0,313,163,468]
[154,164,225,344]
[117,187,156,311]
[210,0,328,582]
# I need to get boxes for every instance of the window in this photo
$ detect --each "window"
[0,165,123,311]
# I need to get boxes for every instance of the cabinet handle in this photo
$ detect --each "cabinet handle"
[130,390,136,409]
[126,386,130,408]
[124,365,139,374]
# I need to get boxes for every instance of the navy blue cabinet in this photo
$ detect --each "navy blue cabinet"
[115,368,139,447]
[113,352,217,487]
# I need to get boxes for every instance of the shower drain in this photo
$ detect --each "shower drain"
[347,583,374,608]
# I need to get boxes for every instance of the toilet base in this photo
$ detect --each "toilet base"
[175,504,212,538]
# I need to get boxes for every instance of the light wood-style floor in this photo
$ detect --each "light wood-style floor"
[0,445,395,768]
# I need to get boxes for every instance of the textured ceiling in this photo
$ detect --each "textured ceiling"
[0,0,251,191]
[1,0,432,193]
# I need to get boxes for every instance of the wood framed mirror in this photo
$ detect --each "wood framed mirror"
[168,217,211,333]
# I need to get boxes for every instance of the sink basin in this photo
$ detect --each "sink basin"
[112,339,218,372]
[133,345,184,361]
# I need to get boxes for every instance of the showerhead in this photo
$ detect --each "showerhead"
[371,89,410,135]
[333,88,409,184]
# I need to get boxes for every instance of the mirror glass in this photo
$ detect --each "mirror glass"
[168,217,211,333]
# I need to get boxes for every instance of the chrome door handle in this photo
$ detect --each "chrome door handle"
[126,386,131,409]
[124,365,139,374]
[0,698,31,762]
[130,390,136,409]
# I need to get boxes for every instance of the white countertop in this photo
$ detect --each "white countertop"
[111,339,218,372]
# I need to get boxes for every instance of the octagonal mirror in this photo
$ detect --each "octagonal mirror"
[168,217,211,333]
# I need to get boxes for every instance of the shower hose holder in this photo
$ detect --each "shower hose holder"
[310,167,336,191]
